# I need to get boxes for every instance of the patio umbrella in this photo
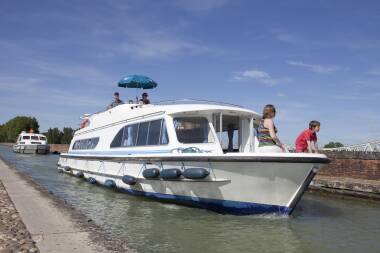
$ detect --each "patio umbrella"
[118,75,158,89]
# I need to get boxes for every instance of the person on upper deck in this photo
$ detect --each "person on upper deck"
[108,92,124,109]
[257,104,286,153]
[295,120,320,153]
[140,92,150,104]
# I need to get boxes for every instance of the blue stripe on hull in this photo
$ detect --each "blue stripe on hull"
[117,188,292,216]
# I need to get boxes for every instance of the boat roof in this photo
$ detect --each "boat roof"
[90,99,260,118]
[19,132,46,137]
[75,99,261,135]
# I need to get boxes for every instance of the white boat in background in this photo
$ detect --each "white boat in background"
[13,131,50,154]
[58,99,329,215]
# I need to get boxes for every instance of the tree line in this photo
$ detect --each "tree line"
[0,116,75,144]
[1,116,345,147]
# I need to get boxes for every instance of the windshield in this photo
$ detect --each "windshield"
[173,117,214,143]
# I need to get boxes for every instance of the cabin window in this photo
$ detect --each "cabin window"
[160,120,169,145]
[147,119,162,145]
[72,137,100,150]
[111,128,124,148]
[136,122,149,146]
[111,119,169,148]
[90,137,99,149]
[22,136,30,140]
[122,124,139,147]
[174,117,214,143]
[39,136,46,141]
[31,136,39,140]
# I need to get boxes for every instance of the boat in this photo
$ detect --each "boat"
[13,131,50,154]
[58,75,329,215]
[57,96,329,215]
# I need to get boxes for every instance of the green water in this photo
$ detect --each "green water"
[1,145,379,253]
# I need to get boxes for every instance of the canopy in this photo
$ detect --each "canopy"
[118,75,158,89]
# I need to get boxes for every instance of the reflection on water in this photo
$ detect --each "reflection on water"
[1,145,380,253]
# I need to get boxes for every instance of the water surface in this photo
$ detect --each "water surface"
[1,145,379,253]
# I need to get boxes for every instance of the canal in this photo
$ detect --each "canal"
[1,145,379,253]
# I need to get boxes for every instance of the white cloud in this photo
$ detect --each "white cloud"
[274,33,299,44]
[368,68,380,76]
[0,75,105,108]
[286,60,347,74]
[174,0,230,11]
[232,69,277,85]
[119,37,208,60]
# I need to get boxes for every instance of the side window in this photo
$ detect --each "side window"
[123,124,139,147]
[73,137,99,150]
[160,120,169,145]
[111,127,124,148]
[136,122,149,146]
[79,140,85,149]
[110,119,168,148]
[91,137,99,149]
[147,120,161,145]
[73,141,78,149]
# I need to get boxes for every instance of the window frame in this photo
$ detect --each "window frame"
[110,118,170,148]
[173,116,215,144]
[72,137,100,150]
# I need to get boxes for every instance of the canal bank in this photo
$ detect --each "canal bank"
[310,151,380,200]
[0,157,134,253]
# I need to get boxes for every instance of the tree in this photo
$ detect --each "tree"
[46,128,62,144]
[0,124,5,142]
[61,127,74,144]
[324,142,344,148]
[0,116,39,142]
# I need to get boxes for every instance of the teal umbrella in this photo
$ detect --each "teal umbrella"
[118,75,158,89]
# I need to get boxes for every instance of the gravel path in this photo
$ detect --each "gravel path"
[0,181,39,253]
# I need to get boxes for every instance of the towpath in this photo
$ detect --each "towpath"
[0,158,113,253]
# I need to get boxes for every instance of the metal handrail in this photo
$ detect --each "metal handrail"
[154,99,247,109]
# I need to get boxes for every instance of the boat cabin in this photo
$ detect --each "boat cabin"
[16,131,48,145]
[71,100,261,155]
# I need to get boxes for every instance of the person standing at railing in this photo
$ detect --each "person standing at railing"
[140,92,150,104]
[295,120,320,153]
[257,104,286,153]
[108,92,124,109]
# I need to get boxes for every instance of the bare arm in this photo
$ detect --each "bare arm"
[307,140,313,153]
[307,140,319,153]
[314,141,319,153]
[264,119,283,147]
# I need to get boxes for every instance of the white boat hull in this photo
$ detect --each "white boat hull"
[58,154,327,215]
[13,144,50,154]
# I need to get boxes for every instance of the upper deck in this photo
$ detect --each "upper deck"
[76,99,261,135]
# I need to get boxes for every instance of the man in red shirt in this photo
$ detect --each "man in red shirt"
[295,121,321,153]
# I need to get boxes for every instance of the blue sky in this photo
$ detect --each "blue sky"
[0,0,379,145]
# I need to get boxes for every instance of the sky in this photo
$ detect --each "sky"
[0,0,379,146]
